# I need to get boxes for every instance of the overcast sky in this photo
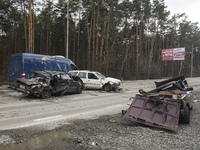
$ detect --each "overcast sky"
[37,0,200,26]
[164,0,200,25]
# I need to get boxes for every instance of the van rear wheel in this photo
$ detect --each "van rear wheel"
[41,89,51,99]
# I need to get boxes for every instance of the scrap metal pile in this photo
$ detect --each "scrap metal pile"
[123,75,193,131]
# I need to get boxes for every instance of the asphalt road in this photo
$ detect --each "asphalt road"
[0,81,145,131]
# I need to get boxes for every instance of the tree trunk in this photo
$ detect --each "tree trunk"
[136,13,139,79]
[77,11,80,66]
[46,12,50,54]
[120,29,129,79]
[28,0,32,53]
[85,2,94,69]
[147,22,156,78]
[139,22,143,78]
[105,19,110,71]
[32,0,34,53]
[40,27,42,53]
[22,0,28,52]
[92,4,96,70]
[99,0,113,60]
[95,0,100,68]
[73,22,76,62]
[14,24,17,53]
[63,16,67,57]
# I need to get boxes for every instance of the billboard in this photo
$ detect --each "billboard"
[161,48,185,61]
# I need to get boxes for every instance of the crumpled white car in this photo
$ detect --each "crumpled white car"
[68,70,121,91]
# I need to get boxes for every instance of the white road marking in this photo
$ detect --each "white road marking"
[34,115,63,122]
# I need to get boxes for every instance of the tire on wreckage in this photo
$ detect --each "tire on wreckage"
[41,89,52,99]
[183,105,190,124]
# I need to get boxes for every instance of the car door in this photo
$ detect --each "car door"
[63,74,78,93]
[53,74,69,93]
[86,73,101,89]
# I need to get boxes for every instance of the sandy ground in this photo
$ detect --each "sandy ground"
[0,77,200,150]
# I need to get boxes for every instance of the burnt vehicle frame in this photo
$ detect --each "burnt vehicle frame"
[123,75,193,131]
[15,71,82,99]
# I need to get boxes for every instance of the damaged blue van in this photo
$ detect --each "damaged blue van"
[8,53,78,86]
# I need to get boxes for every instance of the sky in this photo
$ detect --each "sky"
[164,0,200,25]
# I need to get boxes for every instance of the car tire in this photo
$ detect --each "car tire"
[41,89,52,99]
[76,86,82,94]
[103,84,112,92]
[183,105,190,124]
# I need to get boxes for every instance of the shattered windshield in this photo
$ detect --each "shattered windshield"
[95,72,105,79]
[30,73,46,82]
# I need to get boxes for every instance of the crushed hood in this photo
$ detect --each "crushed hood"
[103,77,121,84]
[16,78,39,86]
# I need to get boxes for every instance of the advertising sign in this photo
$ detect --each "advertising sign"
[161,48,185,61]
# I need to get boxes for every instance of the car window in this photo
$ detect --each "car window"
[61,74,71,80]
[95,72,105,79]
[78,72,86,78]
[88,73,98,80]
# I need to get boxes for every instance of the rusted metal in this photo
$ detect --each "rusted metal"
[123,94,180,131]
[15,71,82,98]
[123,75,193,131]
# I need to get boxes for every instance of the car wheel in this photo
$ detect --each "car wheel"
[76,86,82,94]
[183,105,190,124]
[103,84,112,92]
[41,89,52,99]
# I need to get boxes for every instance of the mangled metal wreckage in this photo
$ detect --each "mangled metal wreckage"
[123,75,193,131]
[15,71,83,99]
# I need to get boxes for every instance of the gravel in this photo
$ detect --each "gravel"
[0,100,199,150]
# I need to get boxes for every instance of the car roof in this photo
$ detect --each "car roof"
[69,70,99,74]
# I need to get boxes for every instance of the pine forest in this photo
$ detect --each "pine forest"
[1,0,200,84]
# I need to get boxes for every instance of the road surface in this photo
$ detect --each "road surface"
[0,80,153,130]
